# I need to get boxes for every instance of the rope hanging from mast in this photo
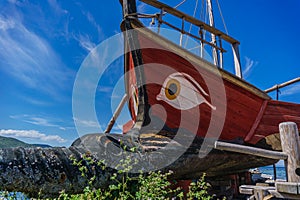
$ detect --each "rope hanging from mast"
[216,0,228,34]
[184,0,199,48]
[174,0,187,9]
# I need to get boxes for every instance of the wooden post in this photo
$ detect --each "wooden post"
[104,94,128,133]
[279,122,300,182]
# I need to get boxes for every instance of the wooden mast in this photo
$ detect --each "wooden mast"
[206,0,219,67]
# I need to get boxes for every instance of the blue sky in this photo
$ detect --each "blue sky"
[0,0,299,147]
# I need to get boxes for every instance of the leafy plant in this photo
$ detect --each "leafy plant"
[136,170,183,199]
[60,151,213,200]
[187,173,212,200]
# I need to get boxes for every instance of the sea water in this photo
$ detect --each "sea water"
[259,166,287,180]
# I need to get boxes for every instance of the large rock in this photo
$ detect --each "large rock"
[0,132,277,197]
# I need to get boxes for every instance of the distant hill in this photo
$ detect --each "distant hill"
[0,136,51,148]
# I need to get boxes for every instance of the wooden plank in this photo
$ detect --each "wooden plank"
[269,190,300,200]
[276,182,299,194]
[239,185,275,195]
[239,186,254,195]
[140,0,239,45]
[265,77,300,93]
[214,141,288,160]
[140,46,261,141]
[279,122,300,182]
[254,188,269,200]
[264,100,300,116]
[245,100,268,142]
[130,20,270,100]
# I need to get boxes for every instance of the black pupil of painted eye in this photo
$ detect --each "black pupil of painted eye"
[168,83,177,96]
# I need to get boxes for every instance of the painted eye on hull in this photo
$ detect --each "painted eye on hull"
[157,72,216,111]
[165,79,180,100]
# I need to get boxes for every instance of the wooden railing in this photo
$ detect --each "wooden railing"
[139,0,242,78]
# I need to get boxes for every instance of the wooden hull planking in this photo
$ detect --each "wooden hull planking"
[124,19,300,149]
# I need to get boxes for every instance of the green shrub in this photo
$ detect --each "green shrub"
[0,150,214,200]
[57,152,213,200]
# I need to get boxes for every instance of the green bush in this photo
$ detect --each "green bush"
[0,151,214,200]
[58,152,213,200]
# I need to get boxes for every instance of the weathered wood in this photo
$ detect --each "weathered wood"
[239,185,254,195]
[245,100,268,142]
[265,77,300,93]
[122,0,137,17]
[104,94,128,133]
[279,122,300,182]
[254,188,269,200]
[250,100,300,145]
[0,133,278,197]
[239,185,275,195]
[214,141,288,160]
[276,182,299,194]
[269,190,300,200]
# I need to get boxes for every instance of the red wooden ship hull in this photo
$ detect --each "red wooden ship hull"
[122,18,300,151]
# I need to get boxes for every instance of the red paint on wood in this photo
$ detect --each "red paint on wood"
[124,28,300,146]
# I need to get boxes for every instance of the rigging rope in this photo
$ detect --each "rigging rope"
[216,0,228,34]
[174,0,187,9]
[200,0,205,21]
[184,0,199,47]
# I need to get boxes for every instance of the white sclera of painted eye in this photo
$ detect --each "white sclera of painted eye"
[156,72,216,111]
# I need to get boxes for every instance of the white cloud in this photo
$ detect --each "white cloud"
[0,17,15,31]
[20,96,53,106]
[243,56,258,79]
[73,10,103,53]
[84,11,103,40]
[10,114,57,127]
[0,14,73,99]
[26,117,56,127]
[10,114,74,131]
[73,117,99,128]
[47,0,68,15]
[77,34,96,52]
[0,129,66,143]
[59,126,75,131]
[281,83,300,96]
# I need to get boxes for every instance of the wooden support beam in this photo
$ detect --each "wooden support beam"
[105,94,128,133]
[276,182,299,195]
[279,122,300,182]
[214,141,288,160]
[269,190,300,200]
[265,77,300,93]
